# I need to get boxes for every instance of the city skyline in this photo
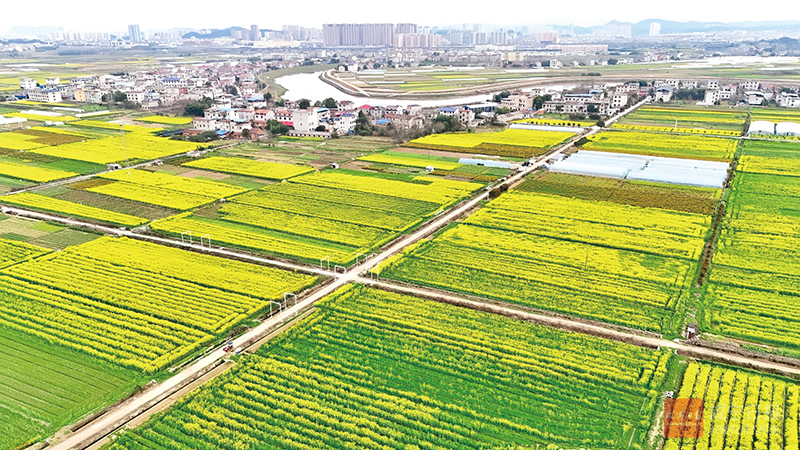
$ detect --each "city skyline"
[1,0,798,36]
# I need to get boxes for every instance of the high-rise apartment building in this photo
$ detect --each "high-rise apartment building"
[251,24,260,41]
[395,23,417,34]
[323,23,413,46]
[649,22,661,36]
[128,24,142,43]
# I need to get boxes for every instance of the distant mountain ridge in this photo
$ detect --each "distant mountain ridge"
[182,27,248,39]
[549,19,800,36]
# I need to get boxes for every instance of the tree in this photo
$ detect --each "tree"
[492,91,511,102]
[607,58,619,65]
[298,99,311,109]
[587,104,599,114]
[185,96,213,116]
[113,91,127,102]
[265,92,273,101]
[315,125,327,132]
[242,128,250,138]
[224,85,238,95]
[354,110,374,136]
[186,131,219,143]
[533,94,552,110]
[265,119,289,136]
[434,114,460,132]
[322,97,338,109]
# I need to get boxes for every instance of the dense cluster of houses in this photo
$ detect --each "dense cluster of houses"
[650,78,800,107]
[15,59,293,109]
[188,98,504,138]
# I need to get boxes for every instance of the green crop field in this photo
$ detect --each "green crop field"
[702,139,800,350]
[151,171,481,265]
[616,106,747,133]
[104,284,676,450]
[750,108,800,124]
[382,190,710,334]
[0,326,142,450]
[517,171,722,215]
[582,130,738,161]
[405,128,575,158]
[0,237,318,373]
[357,151,462,170]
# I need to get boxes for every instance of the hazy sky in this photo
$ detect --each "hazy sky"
[1,0,796,35]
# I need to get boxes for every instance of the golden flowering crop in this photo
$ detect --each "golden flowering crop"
[138,116,193,125]
[0,237,317,373]
[84,169,247,210]
[582,130,737,161]
[107,284,675,450]
[0,238,48,269]
[405,129,574,157]
[663,363,798,450]
[292,171,481,206]
[0,132,47,151]
[0,161,78,182]
[183,156,314,180]
[2,192,148,227]
[29,133,197,164]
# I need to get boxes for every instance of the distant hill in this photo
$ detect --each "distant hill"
[548,19,800,36]
[182,27,248,39]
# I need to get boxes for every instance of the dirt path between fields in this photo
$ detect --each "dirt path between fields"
[361,278,800,378]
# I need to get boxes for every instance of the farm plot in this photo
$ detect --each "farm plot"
[105,284,676,450]
[151,171,478,265]
[0,161,78,183]
[357,152,462,170]
[0,327,141,450]
[750,108,800,125]
[702,139,800,349]
[382,191,710,334]
[85,169,248,210]
[137,116,193,125]
[1,192,149,227]
[737,139,800,177]
[517,171,722,215]
[0,131,49,151]
[26,121,197,165]
[513,118,595,127]
[662,362,799,450]
[0,237,48,268]
[182,156,314,180]
[404,128,575,158]
[0,237,318,373]
[615,106,747,133]
[582,131,738,161]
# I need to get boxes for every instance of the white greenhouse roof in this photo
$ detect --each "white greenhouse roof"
[776,122,800,136]
[549,150,729,188]
[748,121,775,135]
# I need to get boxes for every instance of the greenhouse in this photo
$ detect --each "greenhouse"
[776,122,800,136]
[748,121,775,135]
[549,150,729,188]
